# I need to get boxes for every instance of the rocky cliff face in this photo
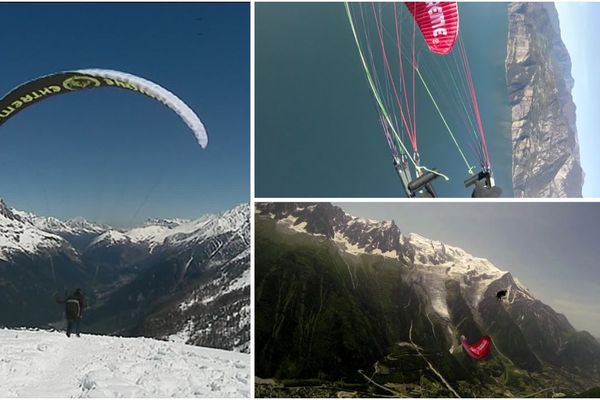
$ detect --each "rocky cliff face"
[257,202,404,255]
[506,2,583,197]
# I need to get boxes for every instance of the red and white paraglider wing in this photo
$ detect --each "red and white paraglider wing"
[460,335,492,360]
[406,2,459,55]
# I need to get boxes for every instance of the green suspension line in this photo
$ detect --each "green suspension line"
[440,55,482,148]
[415,67,476,175]
[345,3,448,181]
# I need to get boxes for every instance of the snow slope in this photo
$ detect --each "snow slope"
[404,233,508,317]
[0,210,68,261]
[89,204,249,252]
[14,212,107,237]
[88,229,132,248]
[0,329,249,397]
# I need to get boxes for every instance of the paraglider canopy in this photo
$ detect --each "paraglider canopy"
[0,69,208,148]
[460,335,492,360]
[405,2,460,55]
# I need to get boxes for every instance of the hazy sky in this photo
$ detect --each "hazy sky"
[0,3,249,227]
[556,3,600,197]
[337,202,600,337]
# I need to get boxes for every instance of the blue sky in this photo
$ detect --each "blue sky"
[556,3,600,197]
[0,3,249,227]
[338,202,600,337]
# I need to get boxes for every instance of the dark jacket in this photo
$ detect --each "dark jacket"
[58,290,86,321]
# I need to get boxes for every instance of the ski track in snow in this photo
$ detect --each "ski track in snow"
[0,329,249,398]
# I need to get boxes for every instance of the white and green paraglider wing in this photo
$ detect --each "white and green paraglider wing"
[0,68,208,148]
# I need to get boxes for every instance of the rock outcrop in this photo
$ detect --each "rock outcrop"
[506,2,583,197]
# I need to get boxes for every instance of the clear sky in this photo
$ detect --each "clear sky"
[337,202,600,338]
[556,3,600,197]
[0,3,249,227]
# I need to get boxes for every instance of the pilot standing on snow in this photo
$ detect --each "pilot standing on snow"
[56,288,86,337]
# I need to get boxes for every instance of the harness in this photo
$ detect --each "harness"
[66,299,81,318]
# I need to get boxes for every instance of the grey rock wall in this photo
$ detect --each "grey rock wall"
[506,2,583,197]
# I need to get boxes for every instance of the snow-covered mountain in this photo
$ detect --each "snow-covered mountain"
[402,232,518,319]
[87,204,249,252]
[11,208,108,251]
[256,202,600,380]
[259,202,402,254]
[16,212,108,237]
[0,199,77,262]
[257,203,532,318]
[134,204,251,352]
[0,199,250,353]
[88,229,133,247]
[0,328,249,397]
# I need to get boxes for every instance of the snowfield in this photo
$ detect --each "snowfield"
[0,329,250,397]
[404,232,509,316]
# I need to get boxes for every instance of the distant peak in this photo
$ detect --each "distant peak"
[0,198,19,221]
[143,218,189,229]
[88,230,131,248]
